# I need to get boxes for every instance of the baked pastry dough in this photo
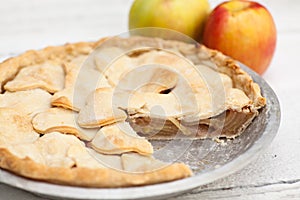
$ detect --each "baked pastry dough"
[32,108,98,141]
[4,62,65,93]
[0,36,265,187]
[91,122,153,155]
[52,62,111,111]
[0,89,51,117]
[116,65,179,93]
[0,108,39,147]
[121,153,166,173]
[77,88,128,128]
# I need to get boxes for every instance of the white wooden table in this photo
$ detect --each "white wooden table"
[0,0,299,199]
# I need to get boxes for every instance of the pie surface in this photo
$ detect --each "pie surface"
[0,36,265,187]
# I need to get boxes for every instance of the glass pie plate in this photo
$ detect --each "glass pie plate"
[0,63,280,200]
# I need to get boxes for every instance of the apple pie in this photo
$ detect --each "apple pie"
[0,36,265,187]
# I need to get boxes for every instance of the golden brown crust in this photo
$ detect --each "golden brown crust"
[206,48,266,110]
[98,36,266,139]
[91,122,153,156]
[0,38,108,93]
[98,36,265,111]
[0,148,192,188]
[0,36,265,188]
[51,96,77,111]
[32,108,98,141]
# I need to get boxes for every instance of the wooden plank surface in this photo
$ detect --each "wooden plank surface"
[0,0,300,199]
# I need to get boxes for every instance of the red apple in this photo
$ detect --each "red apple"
[202,0,276,74]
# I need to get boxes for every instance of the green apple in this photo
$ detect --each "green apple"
[129,0,210,41]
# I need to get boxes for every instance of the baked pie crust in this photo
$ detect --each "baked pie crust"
[0,36,265,187]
